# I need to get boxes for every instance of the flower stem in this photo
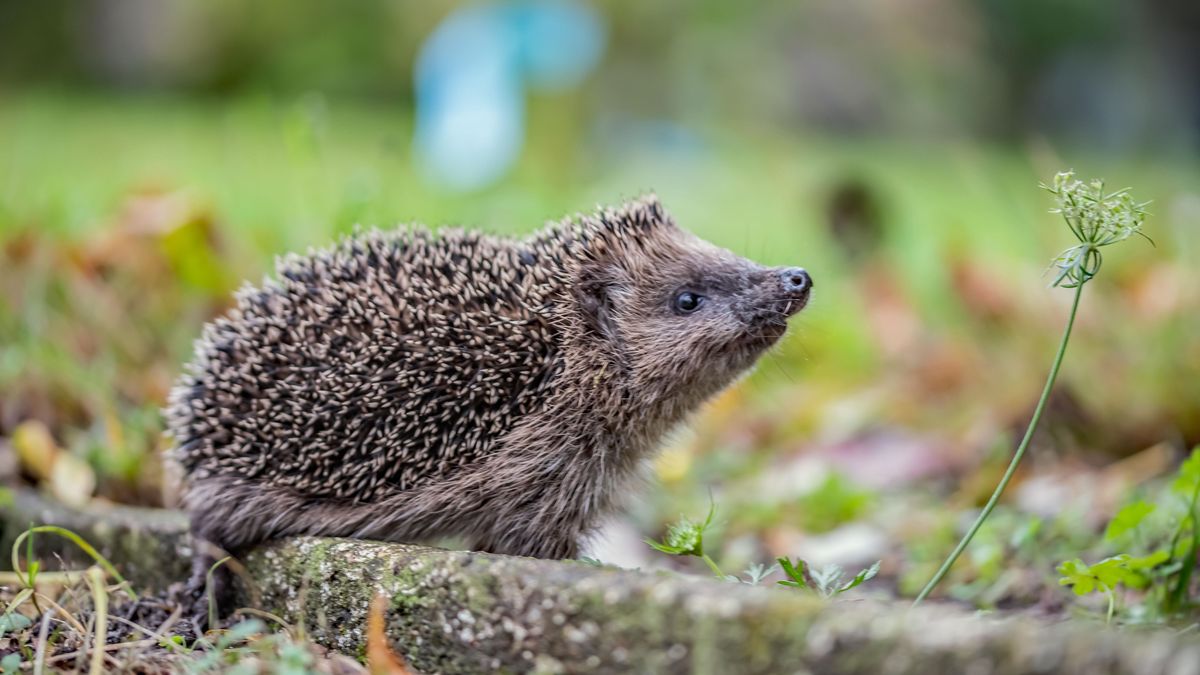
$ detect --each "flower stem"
[913,282,1085,606]
[701,553,725,579]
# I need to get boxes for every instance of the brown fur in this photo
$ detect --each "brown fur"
[166,196,811,610]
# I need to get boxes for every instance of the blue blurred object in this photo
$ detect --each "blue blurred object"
[413,1,606,192]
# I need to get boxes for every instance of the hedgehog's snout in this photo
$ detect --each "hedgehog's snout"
[771,266,812,316]
[777,267,811,296]
[731,264,812,346]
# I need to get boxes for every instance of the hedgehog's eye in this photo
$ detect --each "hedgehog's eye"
[673,291,705,314]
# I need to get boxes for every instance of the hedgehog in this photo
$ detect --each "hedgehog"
[166,195,811,609]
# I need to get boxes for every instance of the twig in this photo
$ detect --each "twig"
[33,608,55,675]
[234,607,294,636]
[85,567,108,675]
[107,610,179,644]
[154,606,183,641]
[44,638,161,665]
[0,571,82,586]
[221,555,262,609]
[33,592,88,635]
[95,607,185,664]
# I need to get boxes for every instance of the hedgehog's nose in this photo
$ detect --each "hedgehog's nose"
[778,267,812,295]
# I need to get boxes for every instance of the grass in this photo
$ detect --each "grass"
[0,524,367,672]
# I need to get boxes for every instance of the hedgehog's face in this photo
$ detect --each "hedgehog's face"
[576,224,812,401]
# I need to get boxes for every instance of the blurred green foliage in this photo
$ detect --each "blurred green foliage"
[795,473,874,534]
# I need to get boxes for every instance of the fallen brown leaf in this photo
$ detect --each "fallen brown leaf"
[367,593,413,675]
[11,420,96,508]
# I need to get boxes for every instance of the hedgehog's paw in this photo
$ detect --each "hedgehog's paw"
[165,576,211,635]
[172,551,237,632]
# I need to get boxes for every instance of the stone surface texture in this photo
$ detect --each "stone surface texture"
[3,487,1199,674]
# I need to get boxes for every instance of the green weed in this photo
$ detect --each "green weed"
[1058,446,1200,624]
[646,500,880,595]
[777,557,880,597]
[645,499,724,578]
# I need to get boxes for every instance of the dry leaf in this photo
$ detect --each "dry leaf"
[11,420,58,481]
[11,419,96,508]
[50,453,97,509]
[366,593,412,675]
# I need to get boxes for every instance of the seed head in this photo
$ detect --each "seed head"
[1040,170,1151,288]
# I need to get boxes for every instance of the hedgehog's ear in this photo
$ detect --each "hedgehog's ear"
[575,267,622,349]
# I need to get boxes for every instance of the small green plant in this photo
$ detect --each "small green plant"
[1058,446,1200,623]
[777,557,880,597]
[739,562,779,586]
[645,499,724,578]
[10,525,136,601]
[646,500,879,595]
[1057,553,1168,623]
[914,171,1150,605]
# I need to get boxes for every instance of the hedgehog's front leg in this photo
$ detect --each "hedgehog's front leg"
[177,477,278,626]
[179,535,238,628]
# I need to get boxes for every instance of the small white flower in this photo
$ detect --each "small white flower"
[1039,170,1150,288]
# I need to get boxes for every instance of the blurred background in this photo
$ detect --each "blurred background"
[1,0,1198,607]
